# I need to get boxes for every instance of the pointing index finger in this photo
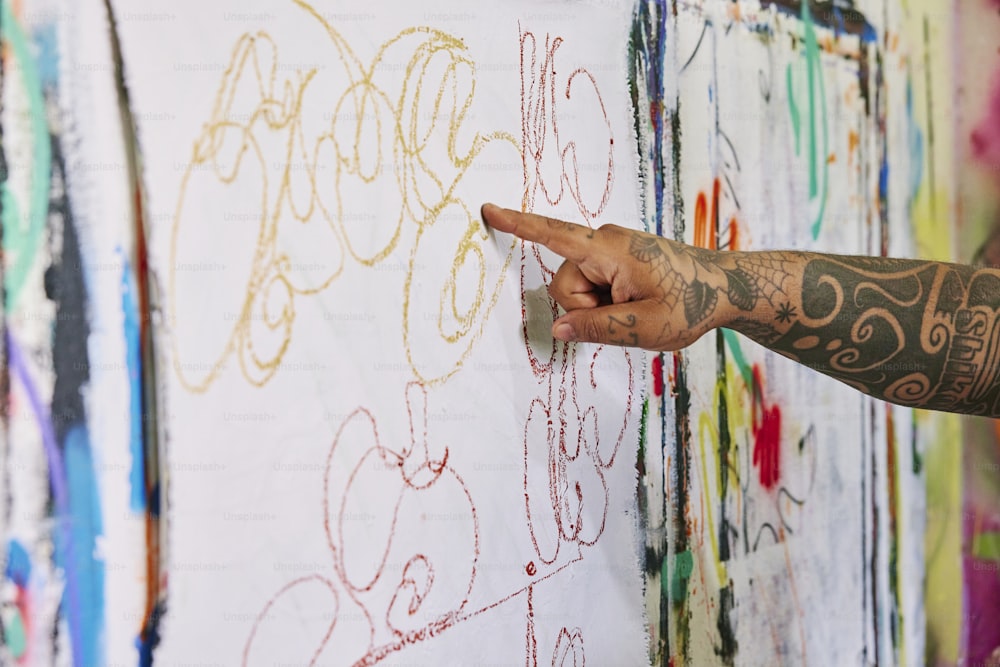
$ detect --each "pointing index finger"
[481,203,594,265]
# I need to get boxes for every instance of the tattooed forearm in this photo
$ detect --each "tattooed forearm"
[481,206,1000,417]
[727,252,1000,418]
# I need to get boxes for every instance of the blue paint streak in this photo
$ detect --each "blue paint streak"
[905,80,924,202]
[63,425,105,667]
[6,540,31,588]
[879,151,889,203]
[33,23,59,88]
[122,257,145,512]
[633,0,667,237]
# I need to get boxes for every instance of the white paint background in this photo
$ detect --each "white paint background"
[113,0,648,664]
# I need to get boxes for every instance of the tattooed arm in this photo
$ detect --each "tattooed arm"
[482,204,1000,418]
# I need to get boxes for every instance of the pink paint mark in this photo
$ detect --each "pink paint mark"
[964,554,1000,663]
[970,69,1000,178]
[751,366,782,490]
[651,355,664,397]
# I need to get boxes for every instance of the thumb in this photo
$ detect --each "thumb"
[552,300,663,349]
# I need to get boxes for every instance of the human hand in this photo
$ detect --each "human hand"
[481,203,737,351]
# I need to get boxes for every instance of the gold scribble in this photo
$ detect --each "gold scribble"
[169,0,519,392]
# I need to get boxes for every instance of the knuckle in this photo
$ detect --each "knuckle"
[547,281,568,304]
[611,281,634,304]
[576,315,603,343]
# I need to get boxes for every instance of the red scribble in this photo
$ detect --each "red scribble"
[242,576,339,666]
[517,23,634,667]
[552,627,585,666]
[242,382,481,666]
[244,375,631,665]
[520,25,614,222]
[751,366,782,490]
[245,26,635,666]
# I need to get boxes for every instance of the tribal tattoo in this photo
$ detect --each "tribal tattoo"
[618,228,1000,416]
[731,255,1000,417]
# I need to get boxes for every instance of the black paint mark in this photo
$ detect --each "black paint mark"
[45,136,90,445]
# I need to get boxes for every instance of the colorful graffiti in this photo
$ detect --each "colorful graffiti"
[0,0,987,665]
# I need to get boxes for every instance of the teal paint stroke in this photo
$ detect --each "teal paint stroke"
[1,0,52,313]
[785,1,829,240]
[722,329,752,388]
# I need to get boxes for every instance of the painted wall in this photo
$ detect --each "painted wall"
[631,1,947,664]
[956,0,1000,664]
[0,0,983,665]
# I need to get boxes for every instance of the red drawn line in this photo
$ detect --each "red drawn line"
[246,25,635,667]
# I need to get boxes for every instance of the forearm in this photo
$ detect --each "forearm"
[479,205,1000,418]
[719,250,1000,418]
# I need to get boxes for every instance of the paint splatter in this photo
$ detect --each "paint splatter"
[751,367,782,490]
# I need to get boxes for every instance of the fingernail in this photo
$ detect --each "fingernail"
[553,322,576,341]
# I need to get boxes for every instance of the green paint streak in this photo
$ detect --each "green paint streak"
[801,1,829,239]
[973,531,1000,561]
[669,549,693,602]
[911,410,923,474]
[722,329,752,388]
[786,64,800,155]
[638,396,649,465]
[6,607,26,658]
[786,1,829,239]
[2,0,52,313]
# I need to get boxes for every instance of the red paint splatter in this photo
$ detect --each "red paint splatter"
[751,366,782,490]
[651,354,664,397]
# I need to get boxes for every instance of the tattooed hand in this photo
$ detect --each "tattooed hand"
[483,203,1000,418]
[481,203,743,350]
